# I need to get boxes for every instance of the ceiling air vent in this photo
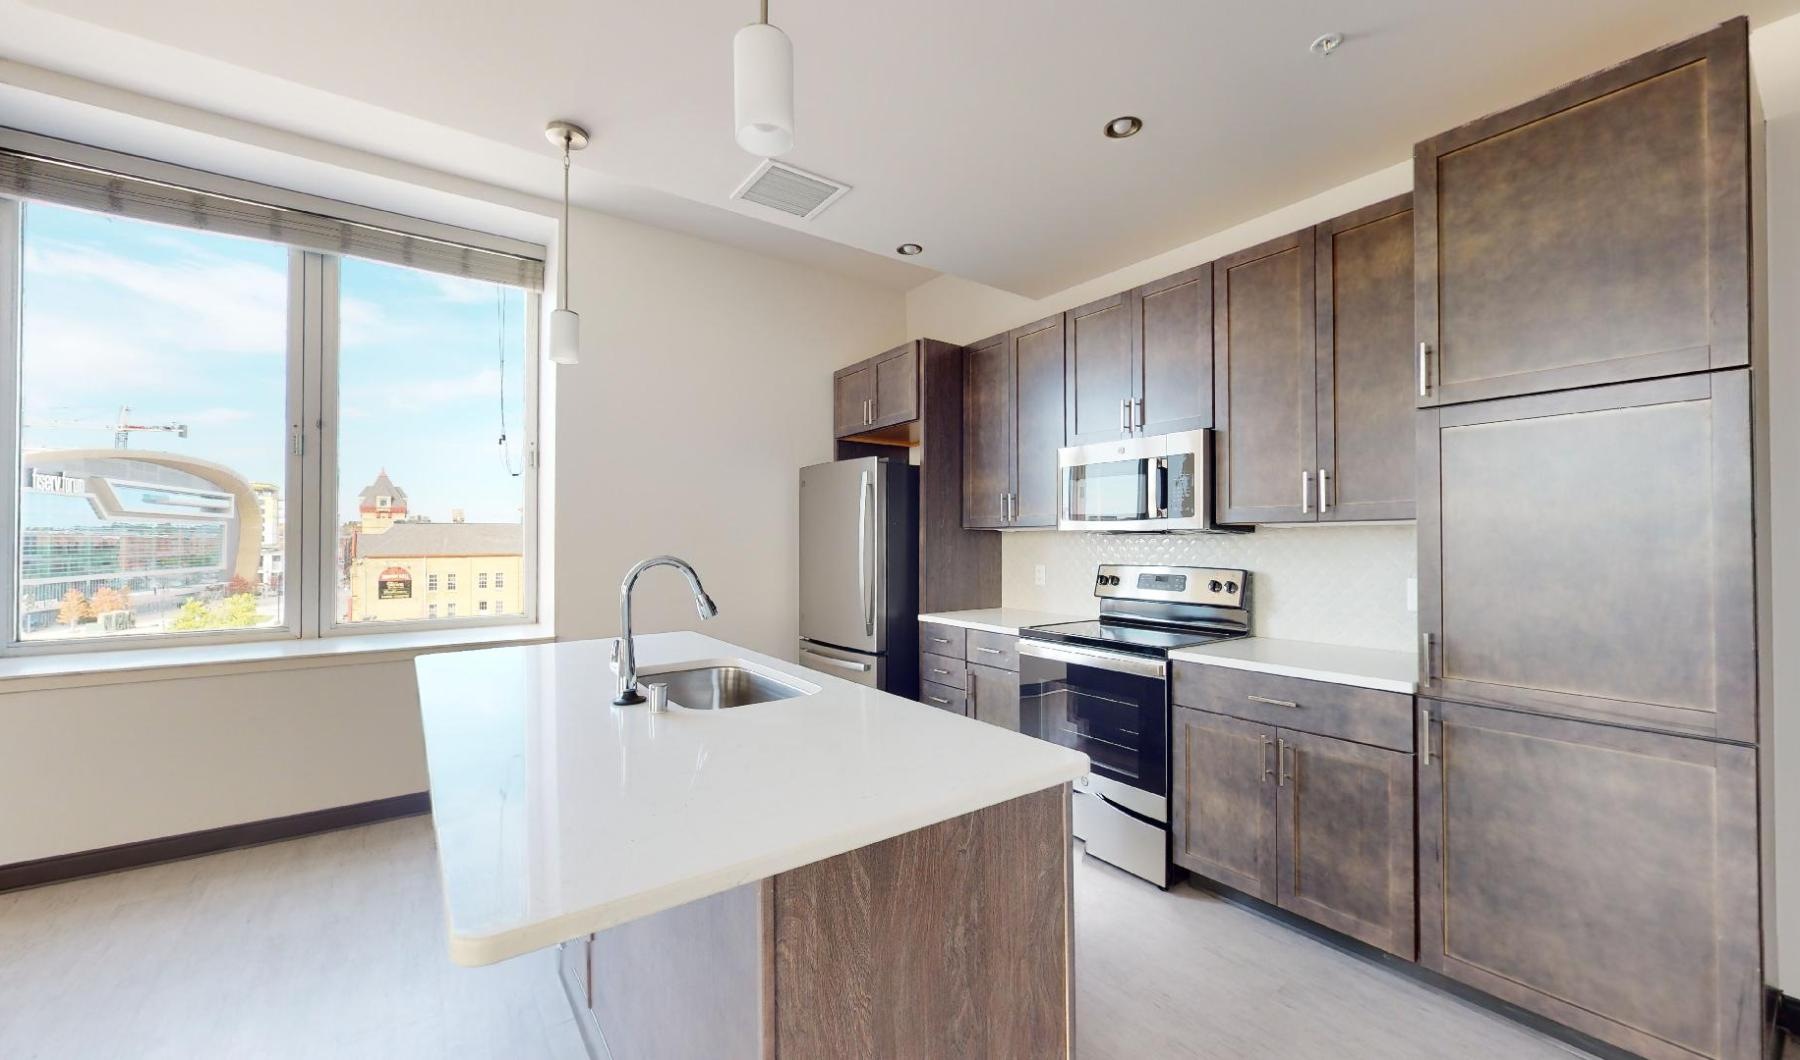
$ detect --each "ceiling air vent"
[731,159,850,220]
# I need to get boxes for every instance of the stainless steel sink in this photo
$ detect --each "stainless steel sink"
[650,665,809,710]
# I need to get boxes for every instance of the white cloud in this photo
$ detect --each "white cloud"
[378,368,502,412]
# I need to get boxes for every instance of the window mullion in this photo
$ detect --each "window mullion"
[297,252,332,639]
[0,199,20,650]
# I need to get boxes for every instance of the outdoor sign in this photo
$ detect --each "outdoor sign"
[377,566,413,600]
[27,470,86,496]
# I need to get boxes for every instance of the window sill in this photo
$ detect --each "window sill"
[0,624,555,694]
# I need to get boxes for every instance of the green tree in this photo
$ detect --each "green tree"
[168,599,211,631]
[217,593,261,628]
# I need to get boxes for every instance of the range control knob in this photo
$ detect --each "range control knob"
[1224,581,1239,594]
[1095,575,1106,585]
[1208,580,1223,593]
[1108,576,1121,586]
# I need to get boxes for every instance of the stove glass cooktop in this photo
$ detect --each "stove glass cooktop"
[1020,620,1244,657]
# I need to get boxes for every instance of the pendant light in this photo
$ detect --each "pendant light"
[733,0,794,156]
[544,120,590,365]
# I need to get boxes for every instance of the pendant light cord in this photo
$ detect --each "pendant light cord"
[559,137,571,312]
[760,0,768,23]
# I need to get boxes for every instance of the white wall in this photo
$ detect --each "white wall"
[906,161,1419,652]
[1760,111,1800,995]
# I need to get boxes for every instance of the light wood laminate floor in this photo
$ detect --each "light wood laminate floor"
[0,815,1595,1059]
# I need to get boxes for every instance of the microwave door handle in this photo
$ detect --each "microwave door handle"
[1150,457,1168,517]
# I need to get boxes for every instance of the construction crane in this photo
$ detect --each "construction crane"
[22,405,189,450]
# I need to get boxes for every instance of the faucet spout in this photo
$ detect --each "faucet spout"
[614,555,718,705]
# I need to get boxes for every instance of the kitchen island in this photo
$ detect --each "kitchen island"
[415,632,1089,1060]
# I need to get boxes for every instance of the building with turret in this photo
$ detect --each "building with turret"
[341,470,523,623]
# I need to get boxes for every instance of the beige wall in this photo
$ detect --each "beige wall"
[0,196,904,866]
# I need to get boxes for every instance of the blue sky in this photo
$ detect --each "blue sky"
[18,202,529,527]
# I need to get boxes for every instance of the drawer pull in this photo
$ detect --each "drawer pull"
[931,668,952,676]
[930,637,951,644]
[927,695,950,705]
[975,646,1003,655]
[1247,694,1299,709]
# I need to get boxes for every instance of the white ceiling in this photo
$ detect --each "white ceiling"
[7,0,1800,297]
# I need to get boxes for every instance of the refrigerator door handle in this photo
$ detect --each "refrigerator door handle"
[859,470,875,637]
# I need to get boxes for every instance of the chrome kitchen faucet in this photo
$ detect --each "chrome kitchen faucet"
[613,555,719,705]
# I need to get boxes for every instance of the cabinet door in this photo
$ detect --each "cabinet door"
[1275,729,1414,958]
[1171,707,1277,901]
[1010,313,1066,527]
[962,333,1012,529]
[833,365,876,437]
[1416,19,1749,406]
[1419,371,1754,741]
[968,663,1020,731]
[873,342,919,427]
[1133,263,1213,436]
[1064,292,1133,445]
[1213,229,1317,524]
[1315,195,1415,522]
[1419,699,1760,1060]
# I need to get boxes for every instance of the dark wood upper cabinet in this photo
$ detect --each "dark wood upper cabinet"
[1418,370,1755,742]
[832,364,876,438]
[1172,706,1278,901]
[1315,194,1415,521]
[1009,313,1067,528]
[1064,292,1134,445]
[1133,263,1214,437]
[1276,729,1414,959]
[1064,265,1214,447]
[961,332,1012,529]
[834,342,921,438]
[1213,229,1318,524]
[1415,18,1750,407]
[1418,698,1760,1060]
[874,343,919,426]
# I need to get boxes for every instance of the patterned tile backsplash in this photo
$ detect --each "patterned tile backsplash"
[1000,524,1419,652]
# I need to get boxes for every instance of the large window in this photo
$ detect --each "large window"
[0,137,544,653]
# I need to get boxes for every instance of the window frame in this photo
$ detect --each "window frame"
[0,138,545,658]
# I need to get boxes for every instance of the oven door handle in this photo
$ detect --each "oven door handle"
[1018,638,1168,679]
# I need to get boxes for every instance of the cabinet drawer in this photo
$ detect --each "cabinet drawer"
[1173,663,1412,753]
[965,630,1019,671]
[919,622,967,659]
[919,681,967,715]
[921,652,967,689]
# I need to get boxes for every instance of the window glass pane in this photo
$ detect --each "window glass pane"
[335,258,528,625]
[14,203,290,642]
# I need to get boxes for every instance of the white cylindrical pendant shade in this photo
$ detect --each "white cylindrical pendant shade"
[549,308,581,365]
[733,22,794,157]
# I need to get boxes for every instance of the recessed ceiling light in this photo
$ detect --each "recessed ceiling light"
[896,243,923,256]
[1309,32,1343,57]
[1103,116,1143,140]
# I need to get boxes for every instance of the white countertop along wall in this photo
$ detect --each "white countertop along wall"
[1170,637,1419,694]
[916,608,1084,635]
[415,632,1088,967]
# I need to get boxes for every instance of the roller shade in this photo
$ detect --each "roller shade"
[0,149,544,290]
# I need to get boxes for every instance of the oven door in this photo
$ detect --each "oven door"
[1018,639,1169,804]
[1057,429,1213,533]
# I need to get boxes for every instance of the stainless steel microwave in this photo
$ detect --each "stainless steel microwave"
[1057,428,1239,534]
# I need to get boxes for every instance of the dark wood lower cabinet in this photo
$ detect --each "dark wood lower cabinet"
[1172,707,1277,901]
[1276,729,1414,958]
[969,663,1020,731]
[1418,699,1761,1060]
[1174,705,1416,958]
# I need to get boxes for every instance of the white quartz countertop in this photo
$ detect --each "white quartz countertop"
[917,608,1086,636]
[415,632,1089,967]
[1168,637,1419,694]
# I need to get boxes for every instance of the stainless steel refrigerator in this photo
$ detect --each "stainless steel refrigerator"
[798,457,918,695]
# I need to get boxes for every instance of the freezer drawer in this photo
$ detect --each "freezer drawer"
[797,639,882,689]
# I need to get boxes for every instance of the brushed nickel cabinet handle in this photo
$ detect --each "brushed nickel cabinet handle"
[1282,742,1295,786]
[1120,397,1131,433]
[1134,397,1145,429]
[1418,341,1432,397]
[1420,633,1433,681]
[1318,467,1330,513]
[931,668,952,676]
[929,636,951,645]
[1421,707,1432,766]
[1261,735,1275,783]
[1301,470,1312,514]
[1248,694,1299,709]
[1276,737,1288,787]
[975,646,1003,655]
[927,695,950,705]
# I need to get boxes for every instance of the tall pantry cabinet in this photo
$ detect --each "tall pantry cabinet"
[1411,18,1768,1060]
